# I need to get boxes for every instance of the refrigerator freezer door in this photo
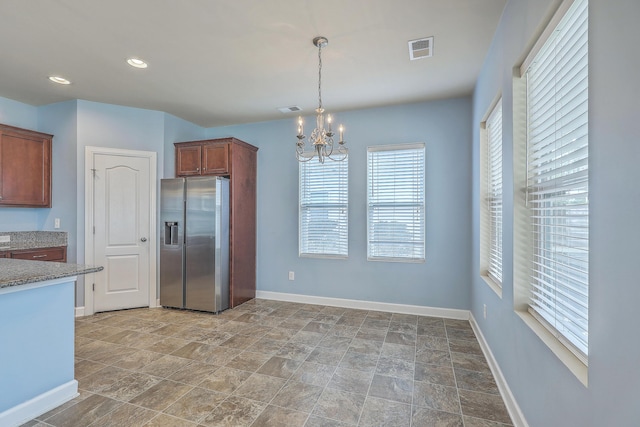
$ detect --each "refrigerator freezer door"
[160,178,185,309]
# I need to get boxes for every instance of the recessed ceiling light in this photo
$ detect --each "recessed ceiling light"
[127,58,148,69]
[48,76,71,85]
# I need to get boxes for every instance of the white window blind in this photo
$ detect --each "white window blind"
[525,0,589,359]
[299,156,348,258]
[367,143,425,262]
[487,100,503,285]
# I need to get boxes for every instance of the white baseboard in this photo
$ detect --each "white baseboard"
[76,302,162,317]
[0,380,78,427]
[469,314,528,427]
[255,290,470,320]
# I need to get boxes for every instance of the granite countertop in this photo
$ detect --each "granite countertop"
[0,231,68,251]
[0,258,103,289]
[0,242,67,251]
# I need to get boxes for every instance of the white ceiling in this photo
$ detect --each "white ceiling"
[0,0,506,128]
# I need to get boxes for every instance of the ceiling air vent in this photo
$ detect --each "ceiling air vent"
[278,106,302,113]
[408,37,434,60]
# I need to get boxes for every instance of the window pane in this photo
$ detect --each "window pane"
[487,100,503,285]
[367,144,425,262]
[299,156,348,257]
[526,0,588,358]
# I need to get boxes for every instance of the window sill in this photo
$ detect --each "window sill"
[515,309,588,387]
[367,257,425,264]
[480,274,502,298]
[299,254,348,260]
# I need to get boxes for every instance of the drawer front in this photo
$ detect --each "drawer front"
[10,247,66,262]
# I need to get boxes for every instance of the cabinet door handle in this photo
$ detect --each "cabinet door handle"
[196,167,200,172]
[32,255,47,259]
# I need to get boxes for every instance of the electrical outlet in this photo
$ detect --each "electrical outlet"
[483,304,487,319]
[54,218,61,229]
[288,271,295,281]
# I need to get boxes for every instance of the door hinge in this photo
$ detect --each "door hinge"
[91,168,97,177]
[92,283,95,292]
[93,226,95,234]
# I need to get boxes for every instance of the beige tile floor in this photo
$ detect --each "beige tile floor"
[23,299,513,427]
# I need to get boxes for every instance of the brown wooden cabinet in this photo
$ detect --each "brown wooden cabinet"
[175,137,257,308]
[0,246,67,262]
[175,140,230,176]
[0,124,53,208]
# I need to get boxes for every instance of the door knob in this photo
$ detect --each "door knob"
[140,237,147,242]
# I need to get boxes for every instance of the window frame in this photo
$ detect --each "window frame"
[298,153,349,259]
[513,0,589,383]
[366,143,426,263]
[480,97,504,295]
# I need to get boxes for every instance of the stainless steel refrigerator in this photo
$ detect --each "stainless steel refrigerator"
[160,176,230,313]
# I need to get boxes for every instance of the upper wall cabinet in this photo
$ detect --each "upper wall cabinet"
[0,124,52,208]
[175,140,230,176]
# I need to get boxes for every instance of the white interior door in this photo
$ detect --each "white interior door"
[90,149,155,312]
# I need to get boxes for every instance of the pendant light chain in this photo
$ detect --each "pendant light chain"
[318,42,323,111]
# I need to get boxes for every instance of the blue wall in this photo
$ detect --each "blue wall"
[0,99,78,235]
[0,98,207,305]
[0,97,37,130]
[163,113,207,177]
[471,0,640,425]
[0,98,41,230]
[38,101,79,264]
[1,94,474,311]
[2,1,639,422]
[207,98,473,310]
[0,280,75,413]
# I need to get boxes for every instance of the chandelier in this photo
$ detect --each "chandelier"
[296,36,347,163]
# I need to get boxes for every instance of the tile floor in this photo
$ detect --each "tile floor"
[23,299,513,427]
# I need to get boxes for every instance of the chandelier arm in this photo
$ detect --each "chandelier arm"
[295,145,315,162]
[296,153,315,162]
[326,148,348,162]
[326,142,348,161]
[325,138,334,157]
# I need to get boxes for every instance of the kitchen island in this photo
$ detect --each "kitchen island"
[0,258,102,427]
